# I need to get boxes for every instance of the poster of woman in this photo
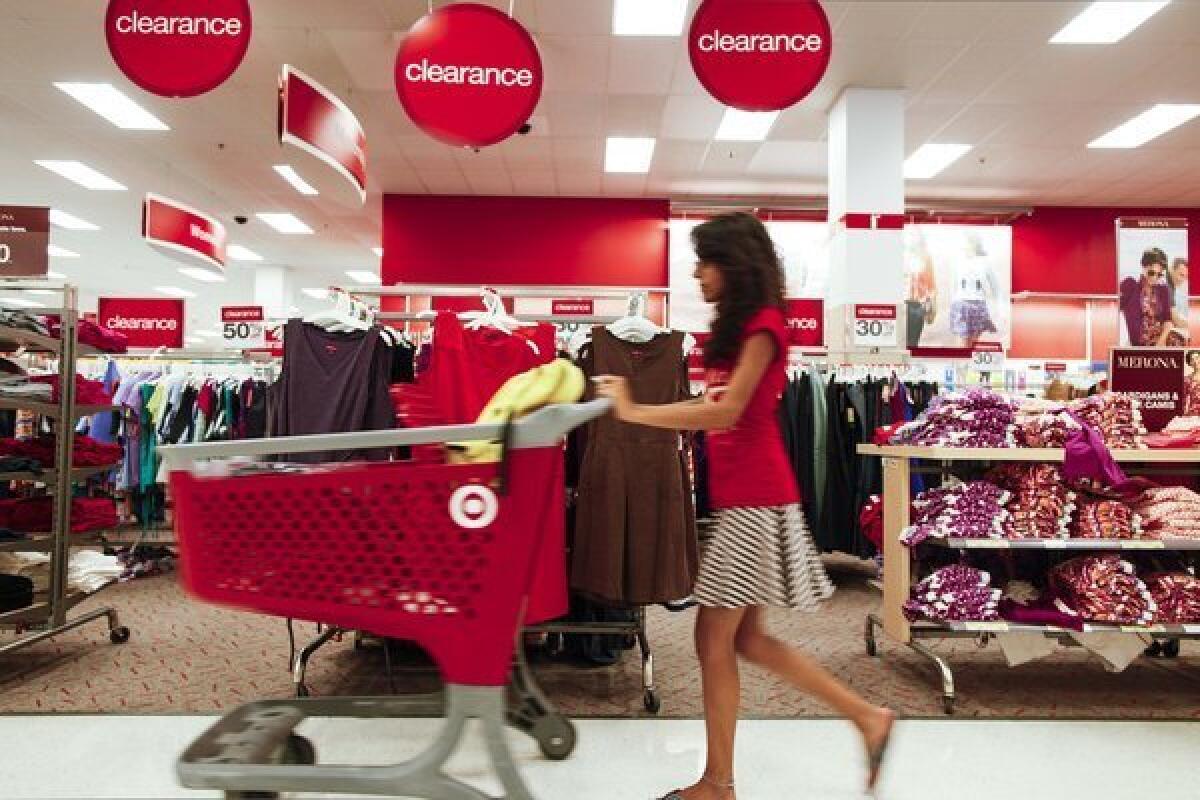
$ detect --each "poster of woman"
[1116,218,1189,347]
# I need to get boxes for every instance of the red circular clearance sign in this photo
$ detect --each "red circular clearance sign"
[689,0,832,112]
[395,3,543,148]
[105,0,252,98]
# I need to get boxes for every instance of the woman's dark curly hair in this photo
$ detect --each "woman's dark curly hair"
[692,212,786,366]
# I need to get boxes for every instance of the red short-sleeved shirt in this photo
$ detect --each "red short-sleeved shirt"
[704,307,800,510]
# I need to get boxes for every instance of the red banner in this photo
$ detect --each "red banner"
[98,297,184,349]
[551,299,594,316]
[1110,347,1185,432]
[279,65,368,202]
[785,298,824,347]
[143,193,226,272]
[0,206,49,278]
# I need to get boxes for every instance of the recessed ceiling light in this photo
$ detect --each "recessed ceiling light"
[35,160,126,191]
[1088,104,1200,148]
[345,270,379,285]
[301,287,329,300]
[903,143,972,180]
[47,244,79,258]
[256,212,314,235]
[715,109,781,142]
[49,209,99,231]
[0,297,46,309]
[178,267,226,283]
[154,286,196,299]
[227,244,263,262]
[605,137,656,174]
[613,0,687,36]
[53,82,168,130]
[1050,1,1170,44]
[273,165,319,196]
[372,247,384,258]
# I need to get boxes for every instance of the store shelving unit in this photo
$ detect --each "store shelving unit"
[0,282,128,657]
[857,443,1200,714]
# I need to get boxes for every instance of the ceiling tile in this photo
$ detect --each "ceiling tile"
[608,39,679,95]
[747,142,827,178]
[660,95,724,141]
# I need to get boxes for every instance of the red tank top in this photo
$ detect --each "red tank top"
[704,307,800,509]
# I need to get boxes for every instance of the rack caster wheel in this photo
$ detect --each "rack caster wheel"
[1163,639,1181,658]
[533,714,576,761]
[295,684,310,698]
[644,690,661,714]
[280,734,317,765]
[109,626,130,644]
[942,696,955,715]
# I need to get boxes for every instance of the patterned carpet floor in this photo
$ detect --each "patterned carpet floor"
[2,567,1198,718]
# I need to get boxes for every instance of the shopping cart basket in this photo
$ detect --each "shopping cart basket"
[162,400,611,800]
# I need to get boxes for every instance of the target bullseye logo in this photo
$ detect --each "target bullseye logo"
[449,485,499,529]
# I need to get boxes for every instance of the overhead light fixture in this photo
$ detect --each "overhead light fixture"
[257,212,314,235]
[1050,1,1170,44]
[0,297,46,309]
[613,0,688,36]
[53,82,168,130]
[605,137,656,174]
[903,143,972,180]
[154,286,196,299]
[26,289,57,297]
[49,209,99,231]
[227,244,263,262]
[372,247,384,258]
[47,244,79,258]
[178,267,226,283]
[345,270,379,284]
[301,287,329,300]
[715,109,781,142]
[1088,104,1200,148]
[34,160,126,191]
[273,165,319,196]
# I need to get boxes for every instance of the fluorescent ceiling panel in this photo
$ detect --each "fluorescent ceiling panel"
[184,336,205,345]
[47,244,79,258]
[178,267,226,283]
[53,82,168,130]
[345,270,380,284]
[903,143,972,179]
[49,209,99,231]
[0,297,46,308]
[605,137,656,173]
[301,288,329,300]
[154,285,196,299]
[715,109,781,142]
[273,165,319,196]
[613,0,688,35]
[1088,104,1200,148]
[1050,1,1170,44]
[227,244,263,262]
[257,212,314,235]
[35,160,126,191]
[27,289,57,296]
[47,270,67,279]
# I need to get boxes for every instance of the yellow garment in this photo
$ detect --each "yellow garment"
[146,381,169,426]
[449,358,586,463]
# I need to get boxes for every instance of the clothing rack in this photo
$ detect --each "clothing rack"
[0,281,129,657]
[858,444,1200,714]
[342,284,671,300]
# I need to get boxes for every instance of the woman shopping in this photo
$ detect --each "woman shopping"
[594,213,895,799]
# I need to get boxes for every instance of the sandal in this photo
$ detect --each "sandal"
[866,709,896,792]
[658,776,735,800]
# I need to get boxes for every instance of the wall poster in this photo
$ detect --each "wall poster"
[1116,217,1189,348]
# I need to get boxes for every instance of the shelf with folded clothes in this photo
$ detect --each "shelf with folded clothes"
[0,579,117,628]
[912,620,1200,636]
[859,444,1200,463]
[0,396,121,419]
[0,464,119,486]
[926,537,1200,551]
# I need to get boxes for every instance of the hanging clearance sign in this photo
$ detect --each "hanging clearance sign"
[688,0,832,111]
[221,306,266,350]
[395,2,543,147]
[279,66,368,203]
[853,304,898,348]
[0,206,49,278]
[105,0,252,98]
[143,193,226,272]
[971,342,1006,371]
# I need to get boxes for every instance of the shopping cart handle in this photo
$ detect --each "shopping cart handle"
[158,399,614,470]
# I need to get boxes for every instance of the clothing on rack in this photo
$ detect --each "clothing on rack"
[0,495,118,534]
[45,316,128,353]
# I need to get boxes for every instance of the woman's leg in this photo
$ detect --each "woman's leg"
[674,606,747,799]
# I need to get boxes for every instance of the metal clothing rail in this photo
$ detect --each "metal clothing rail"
[376,311,624,325]
[341,284,671,299]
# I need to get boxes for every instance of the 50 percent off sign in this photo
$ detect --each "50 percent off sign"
[221,306,265,350]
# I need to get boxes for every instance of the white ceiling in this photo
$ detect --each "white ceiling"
[2,0,1200,326]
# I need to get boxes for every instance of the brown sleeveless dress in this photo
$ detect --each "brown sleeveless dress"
[571,328,698,605]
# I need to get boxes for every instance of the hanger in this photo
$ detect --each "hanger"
[608,291,665,343]
[304,289,373,333]
[462,287,527,335]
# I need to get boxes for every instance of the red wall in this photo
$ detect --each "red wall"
[382,195,669,287]
[1013,206,1200,295]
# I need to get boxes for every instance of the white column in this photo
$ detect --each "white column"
[254,265,293,319]
[825,88,906,352]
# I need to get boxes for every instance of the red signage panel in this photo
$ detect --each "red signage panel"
[854,304,898,320]
[0,206,49,278]
[395,3,543,147]
[785,298,824,347]
[279,66,368,203]
[688,0,833,112]
[143,194,226,272]
[1044,362,1068,373]
[105,0,252,98]
[98,297,185,349]
[551,299,594,316]
[1110,347,1184,433]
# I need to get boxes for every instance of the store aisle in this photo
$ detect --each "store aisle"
[0,716,1196,799]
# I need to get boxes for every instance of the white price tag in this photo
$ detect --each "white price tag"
[220,306,266,350]
[970,347,1006,372]
[852,304,897,348]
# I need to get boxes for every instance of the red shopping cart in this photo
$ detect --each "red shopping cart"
[164,400,610,800]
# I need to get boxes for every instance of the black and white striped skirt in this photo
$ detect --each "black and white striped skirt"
[693,504,834,610]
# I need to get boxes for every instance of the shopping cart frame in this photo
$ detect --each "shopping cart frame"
[162,400,611,800]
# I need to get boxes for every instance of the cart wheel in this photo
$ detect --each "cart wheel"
[942,695,955,715]
[224,792,277,799]
[644,690,661,714]
[1163,638,1182,658]
[280,734,317,765]
[109,626,130,645]
[533,714,576,761]
[1144,641,1163,658]
[295,684,310,698]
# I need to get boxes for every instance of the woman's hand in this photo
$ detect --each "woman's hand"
[593,375,634,420]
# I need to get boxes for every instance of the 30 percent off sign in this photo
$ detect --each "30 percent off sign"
[853,304,898,348]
